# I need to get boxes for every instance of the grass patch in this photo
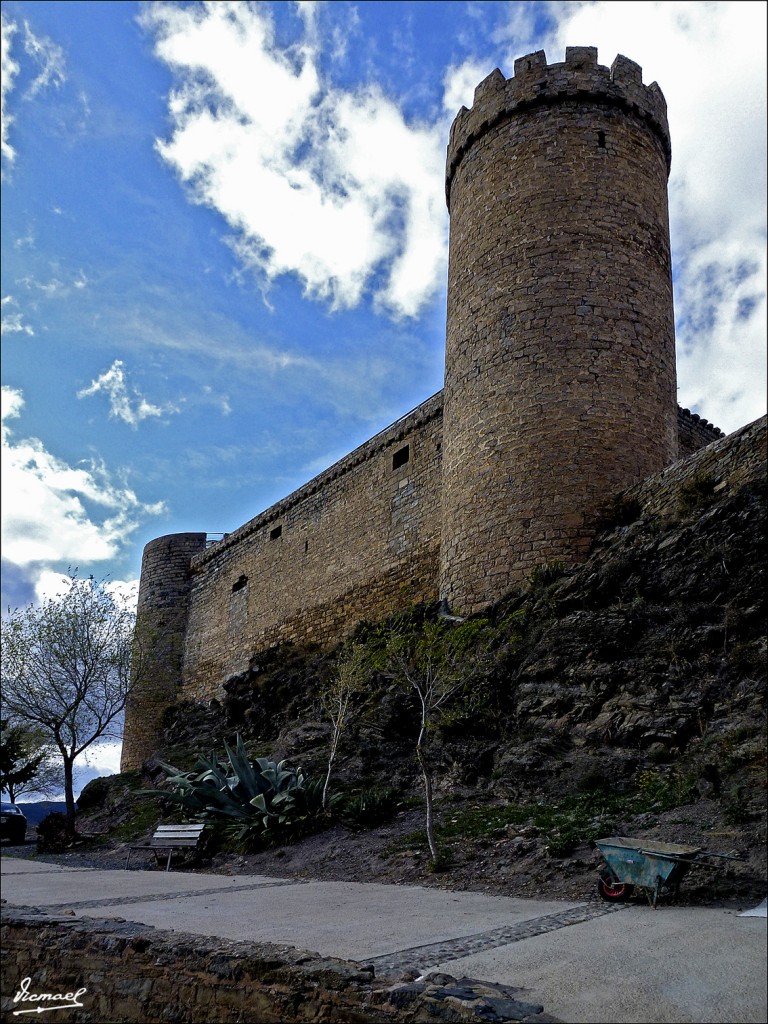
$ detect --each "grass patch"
[110,799,162,842]
[386,772,696,859]
[677,473,717,515]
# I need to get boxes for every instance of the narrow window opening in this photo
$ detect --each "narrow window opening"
[304,539,309,553]
[270,525,282,540]
[232,575,248,593]
[597,130,606,150]
[392,444,410,470]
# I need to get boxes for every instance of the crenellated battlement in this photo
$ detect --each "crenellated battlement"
[446,47,670,206]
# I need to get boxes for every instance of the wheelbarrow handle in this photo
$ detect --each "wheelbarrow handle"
[635,850,698,863]
[635,848,741,863]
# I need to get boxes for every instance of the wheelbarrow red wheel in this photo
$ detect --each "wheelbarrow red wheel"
[597,870,633,902]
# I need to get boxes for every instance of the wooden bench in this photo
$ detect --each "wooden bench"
[126,824,206,871]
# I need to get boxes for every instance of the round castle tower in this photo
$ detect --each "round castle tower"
[439,47,678,613]
[120,532,206,771]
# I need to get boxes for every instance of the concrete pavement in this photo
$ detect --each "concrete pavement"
[2,855,766,1023]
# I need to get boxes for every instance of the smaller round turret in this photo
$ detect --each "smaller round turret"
[121,532,206,771]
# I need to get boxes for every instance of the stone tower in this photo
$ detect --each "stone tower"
[439,47,678,613]
[121,532,206,771]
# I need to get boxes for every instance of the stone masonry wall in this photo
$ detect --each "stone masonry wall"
[169,397,719,709]
[120,390,724,765]
[122,47,733,766]
[440,48,678,613]
[181,395,443,701]
[1,909,555,1024]
[677,406,725,459]
[122,533,207,770]
[627,413,765,520]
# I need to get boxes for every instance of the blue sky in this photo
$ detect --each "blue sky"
[2,1,766,795]
[2,2,766,628]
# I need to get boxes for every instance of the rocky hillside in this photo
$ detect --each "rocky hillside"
[77,415,766,902]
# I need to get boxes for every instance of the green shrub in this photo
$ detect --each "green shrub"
[143,734,327,851]
[529,561,567,589]
[633,768,694,811]
[339,787,400,830]
[36,812,70,853]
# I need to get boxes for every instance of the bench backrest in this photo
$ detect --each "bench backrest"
[150,824,205,847]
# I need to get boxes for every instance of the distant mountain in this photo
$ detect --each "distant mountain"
[16,801,67,826]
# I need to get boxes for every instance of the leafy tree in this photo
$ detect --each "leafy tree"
[0,719,61,802]
[381,617,498,865]
[318,642,370,810]
[1,573,138,836]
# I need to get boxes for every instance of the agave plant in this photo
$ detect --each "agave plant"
[145,735,325,847]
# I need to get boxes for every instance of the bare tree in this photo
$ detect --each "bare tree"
[318,643,370,809]
[383,618,497,865]
[1,573,138,836]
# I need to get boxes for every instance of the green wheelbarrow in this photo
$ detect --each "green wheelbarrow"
[595,836,741,908]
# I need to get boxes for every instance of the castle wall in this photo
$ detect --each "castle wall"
[630,414,766,520]
[677,406,725,459]
[180,395,443,701]
[122,48,740,767]
[121,393,725,765]
[440,49,678,612]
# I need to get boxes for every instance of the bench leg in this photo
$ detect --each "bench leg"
[165,849,173,872]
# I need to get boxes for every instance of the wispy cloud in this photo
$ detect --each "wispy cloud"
[22,20,66,99]
[141,1,447,319]
[18,270,89,298]
[77,360,179,429]
[1,15,66,173]
[1,295,34,337]
[200,385,232,416]
[14,228,36,250]
[1,14,20,167]
[1,386,165,588]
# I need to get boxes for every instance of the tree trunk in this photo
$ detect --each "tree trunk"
[63,757,76,837]
[416,741,438,862]
[322,729,340,810]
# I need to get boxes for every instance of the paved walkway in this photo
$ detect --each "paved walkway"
[2,856,766,1023]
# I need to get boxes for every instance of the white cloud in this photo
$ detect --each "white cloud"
[14,229,36,250]
[540,0,767,431]
[1,14,19,166]
[1,295,34,336]
[22,20,66,98]
[1,385,165,572]
[31,570,139,610]
[440,4,766,434]
[201,385,232,416]
[77,360,178,429]
[1,16,66,172]
[442,58,493,116]
[18,271,89,299]
[141,1,447,319]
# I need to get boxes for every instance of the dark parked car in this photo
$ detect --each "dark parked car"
[0,801,27,844]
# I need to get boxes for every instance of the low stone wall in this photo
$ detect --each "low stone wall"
[1,907,559,1024]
